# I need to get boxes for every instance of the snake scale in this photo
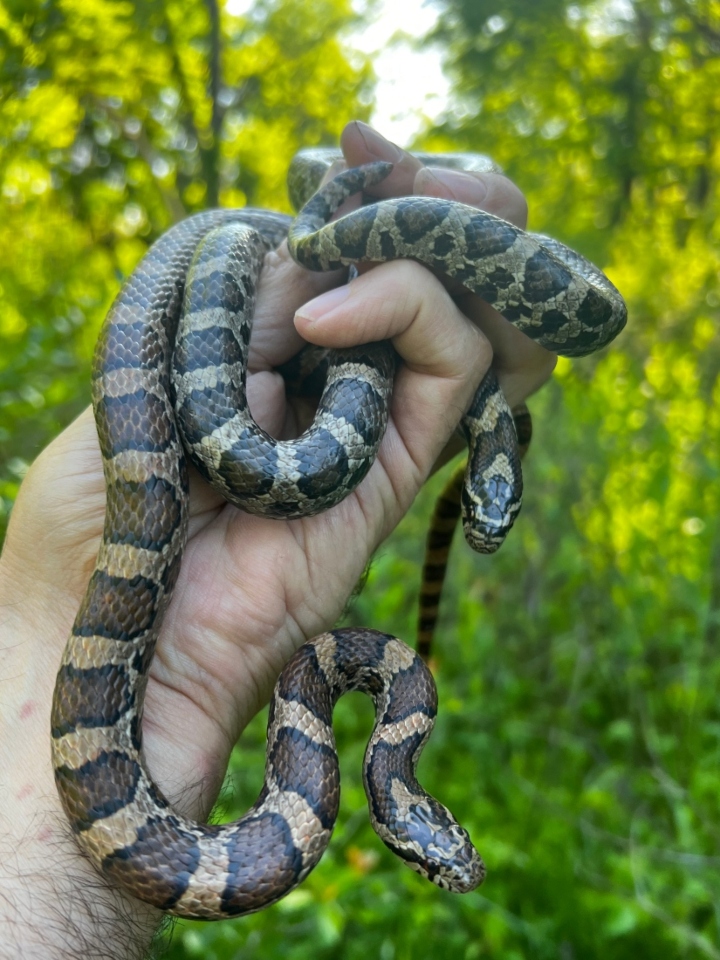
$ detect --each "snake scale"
[51,149,626,919]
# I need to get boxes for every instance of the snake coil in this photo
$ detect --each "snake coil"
[51,150,626,919]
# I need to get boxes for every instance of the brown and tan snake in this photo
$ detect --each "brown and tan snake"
[51,150,626,918]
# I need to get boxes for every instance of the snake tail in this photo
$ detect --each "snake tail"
[52,628,483,918]
[417,463,466,662]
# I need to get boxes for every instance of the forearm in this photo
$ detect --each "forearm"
[0,560,163,960]
[0,807,163,960]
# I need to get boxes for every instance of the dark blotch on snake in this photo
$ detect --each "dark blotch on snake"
[294,428,349,499]
[52,662,134,737]
[474,271,521,306]
[276,644,333,727]
[333,628,390,686]
[129,711,142,752]
[160,548,184,595]
[104,815,200,910]
[98,320,166,372]
[318,377,386,446]
[483,264,518,300]
[96,389,176,460]
[576,286,614,330]
[379,231,397,259]
[463,214,517,258]
[270,727,339,830]
[221,813,304,915]
[106,476,181,552]
[432,232,456,258]
[54,750,141,831]
[251,496,304,518]
[534,308,569,336]
[395,199,442,245]
[365,733,425,827]
[177,386,240,442]
[131,640,156,681]
[186,263,249,314]
[382,658,437,726]
[334,208,375,261]
[218,431,280,497]
[73,571,159,642]
[523,250,573,304]
[174,325,247,373]
[506,301,537,322]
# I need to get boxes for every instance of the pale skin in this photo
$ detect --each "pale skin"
[0,121,555,958]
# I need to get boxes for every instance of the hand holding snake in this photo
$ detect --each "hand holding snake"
[0,123,555,945]
[49,106,623,913]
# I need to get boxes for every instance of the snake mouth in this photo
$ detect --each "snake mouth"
[411,845,486,894]
[428,832,486,893]
[461,522,509,555]
[444,847,487,893]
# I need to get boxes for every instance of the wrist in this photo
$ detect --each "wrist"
[0,796,163,960]
[0,570,163,958]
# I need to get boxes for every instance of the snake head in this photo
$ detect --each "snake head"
[394,798,486,893]
[461,474,520,555]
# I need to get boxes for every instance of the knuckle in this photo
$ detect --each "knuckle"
[485,174,529,228]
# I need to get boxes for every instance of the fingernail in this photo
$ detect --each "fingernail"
[354,121,403,162]
[320,158,347,186]
[416,167,489,204]
[296,285,351,323]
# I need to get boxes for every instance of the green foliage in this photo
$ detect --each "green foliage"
[3,1,720,957]
[0,0,372,538]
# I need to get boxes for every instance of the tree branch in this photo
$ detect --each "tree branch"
[203,0,223,207]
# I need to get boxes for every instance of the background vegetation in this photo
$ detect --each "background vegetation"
[2,0,719,956]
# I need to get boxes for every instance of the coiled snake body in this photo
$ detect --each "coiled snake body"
[51,149,626,919]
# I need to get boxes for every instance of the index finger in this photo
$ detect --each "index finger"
[339,122,555,409]
[340,121,527,227]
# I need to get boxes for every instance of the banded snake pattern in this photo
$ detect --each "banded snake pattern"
[51,147,627,918]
